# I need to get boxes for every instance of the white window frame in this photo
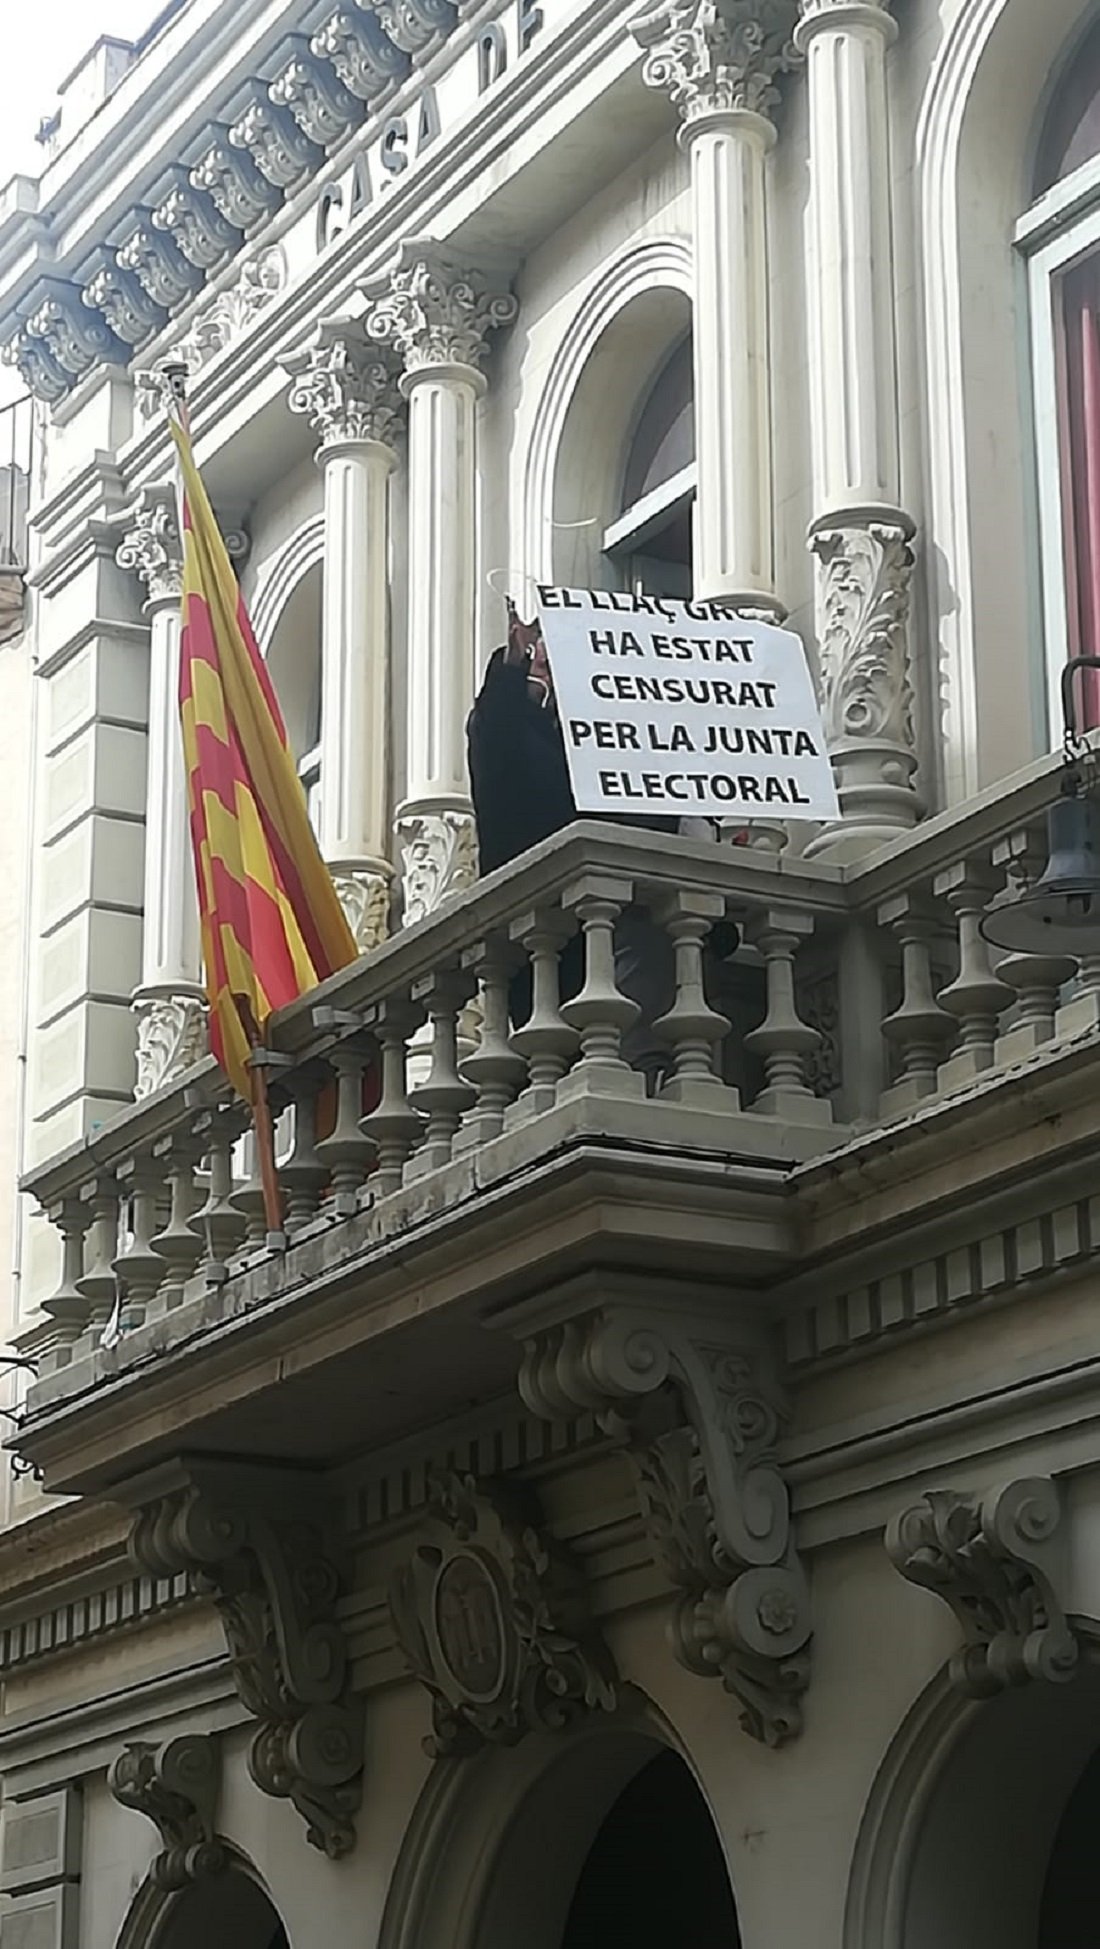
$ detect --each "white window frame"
[1017,150,1100,745]
[298,739,322,835]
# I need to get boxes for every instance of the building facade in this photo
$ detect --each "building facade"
[2,0,1100,1942]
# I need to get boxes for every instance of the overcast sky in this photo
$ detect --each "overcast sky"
[0,5,159,185]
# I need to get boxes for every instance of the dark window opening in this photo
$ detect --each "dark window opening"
[1038,1746,1100,1947]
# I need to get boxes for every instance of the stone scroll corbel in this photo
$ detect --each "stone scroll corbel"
[127,1462,363,1860]
[108,1735,226,1890]
[510,1303,812,1745]
[886,1476,1079,1698]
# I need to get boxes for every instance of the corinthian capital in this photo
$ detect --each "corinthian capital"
[116,486,183,604]
[363,242,517,376]
[285,325,403,449]
[632,0,801,123]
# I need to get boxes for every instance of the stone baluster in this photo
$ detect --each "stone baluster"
[40,1198,93,1371]
[361,999,424,1195]
[314,1021,377,1216]
[75,1175,122,1345]
[633,0,796,612]
[280,1076,330,1234]
[114,1155,169,1333]
[507,911,580,1125]
[934,860,1014,1089]
[651,891,733,1103]
[364,243,517,923]
[796,0,921,858]
[285,326,401,951]
[559,879,644,1101]
[992,831,1075,1063]
[149,1132,204,1314]
[115,488,208,1098]
[744,909,831,1123]
[190,1106,248,1283]
[230,1139,270,1250]
[457,939,527,1148]
[879,894,956,1113]
[408,972,477,1175]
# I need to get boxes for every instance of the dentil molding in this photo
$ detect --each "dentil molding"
[389,1470,617,1756]
[128,1463,364,1860]
[108,1734,227,1890]
[508,1294,812,1745]
[886,1477,1080,1697]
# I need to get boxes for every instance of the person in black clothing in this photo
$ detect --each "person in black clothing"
[466,605,739,1089]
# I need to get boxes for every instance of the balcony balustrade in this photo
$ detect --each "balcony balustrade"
[16,746,1100,1483]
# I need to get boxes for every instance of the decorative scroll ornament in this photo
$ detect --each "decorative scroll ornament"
[886,1477,1080,1698]
[190,133,283,234]
[116,220,201,310]
[332,870,391,953]
[389,1471,617,1757]
[398,811,477,925]
[311,9,409,102]
[365,242,517,373]
[516,1309,812,1745]
[229,90,320,191]
[632,0,801,122]
[24,281,123,382]
[130,1468,364,1859]
[133,994,209,1099]
[810,517,916,752]
[152,170,241,273]
[373,0,457,58]
[286,333,403,449]
[135,249,289,420]
[81,253,165,349]
[2,327,69,405]
[108,1736,227,1890]
[116,488,184,605]
[269,45,362,149]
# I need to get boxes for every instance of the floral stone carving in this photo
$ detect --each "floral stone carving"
[389,1471,617,1757]
[516,1307,811,1745]
[133,994,209,1100]
[398,811,476,925]
[633,0,801,123]
[108,1735,226,1890]
[886,1476,1079,1698]
[130,1465,363,1859]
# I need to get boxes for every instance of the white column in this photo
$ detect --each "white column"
[286,329,400,951]
[796,0,921,859]
[116,488,206,1099]
[365,243,517,925]
[635,0,799,614]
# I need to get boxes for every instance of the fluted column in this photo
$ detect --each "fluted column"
[796,0,920,859]
[634,0,799,613]
[286,326,401,952]
[364,243,517,924]
[116,489,206,1099]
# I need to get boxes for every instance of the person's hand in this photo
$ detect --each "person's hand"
[506,600,541,666]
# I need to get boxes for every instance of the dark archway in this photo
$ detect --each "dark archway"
[150,1869,289,1949]
[561,1748,740,1949]
[1038,1745,1100,1946]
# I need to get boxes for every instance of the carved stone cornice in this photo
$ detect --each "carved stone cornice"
[115,486,183,606]
[228,88,321,193]
[363,243,517,377]
[1,327,70,404]
[512,1298,812,1745]
[632,0,802,124]
[152,168,242,274]
[285,328,403,451]
[108,1735,227,1890]
[135,248,289,421]
[809,512,916,756]
[886,1477,1080,1697]
[269,42,362,150]
[389,1471,617,1757]
[190,131,283,235]
[80,251,165,350]
[374,0,458,60]
[129,1464,363,1859]
[116,218,202,311]
[310,9,409,103]
[16,280,124,395]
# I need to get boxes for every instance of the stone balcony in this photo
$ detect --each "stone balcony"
[14,750,1100,1498]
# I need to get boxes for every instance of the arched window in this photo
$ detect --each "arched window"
[264,562,323,832]
[602,334,695,598]
[1021,18,1100,732]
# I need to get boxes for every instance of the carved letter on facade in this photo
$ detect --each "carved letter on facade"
[886,1476,1079,1697]
[514,1304,812,1745]
[108,1735,226,1890]
[129,1466,364,1858]
[389,1471,617,1757]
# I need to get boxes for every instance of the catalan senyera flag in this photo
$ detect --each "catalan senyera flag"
[171,416,357,1102]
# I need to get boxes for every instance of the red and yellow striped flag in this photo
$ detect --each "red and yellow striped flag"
[171,417,357,1101]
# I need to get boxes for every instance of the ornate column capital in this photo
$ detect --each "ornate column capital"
[632,0,801,125]
[116,486,184,606]
[794,0,897,52]
[285,326,403,451]
[363,242,517,381]
[886,1477,1079,1698]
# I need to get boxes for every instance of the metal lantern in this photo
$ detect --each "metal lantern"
[980,793,1100,955]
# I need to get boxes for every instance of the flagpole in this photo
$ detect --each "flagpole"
[162,361,287,1249]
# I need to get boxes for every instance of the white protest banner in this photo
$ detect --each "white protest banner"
[535,587,839,822]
